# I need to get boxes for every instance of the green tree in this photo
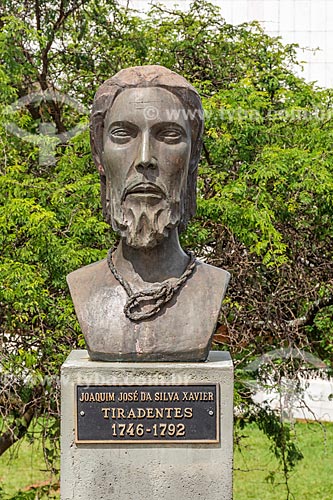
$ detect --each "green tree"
[0,1,332,497]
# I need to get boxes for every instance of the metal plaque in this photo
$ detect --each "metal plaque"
[75,384,219,444]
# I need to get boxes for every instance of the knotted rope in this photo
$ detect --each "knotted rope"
[107,247,196,321]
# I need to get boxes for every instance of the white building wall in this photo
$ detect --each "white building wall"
[121,0,333,88]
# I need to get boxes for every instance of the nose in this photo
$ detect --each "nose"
[135,130,157,170]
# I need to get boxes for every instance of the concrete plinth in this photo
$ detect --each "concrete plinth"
[61,350,233,500]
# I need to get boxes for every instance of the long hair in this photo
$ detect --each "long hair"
[90,65,204,232]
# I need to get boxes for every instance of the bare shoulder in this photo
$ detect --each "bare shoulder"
[66,259,111,292]
[193,260,230,293]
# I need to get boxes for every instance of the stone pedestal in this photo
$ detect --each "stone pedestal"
[61,350,234,500]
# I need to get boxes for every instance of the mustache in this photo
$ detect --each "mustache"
[121,179,167,202]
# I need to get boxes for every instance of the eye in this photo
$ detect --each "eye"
[109,126,137,144]
[156,128,184,144]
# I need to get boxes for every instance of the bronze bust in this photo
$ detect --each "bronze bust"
[67,65,230,361]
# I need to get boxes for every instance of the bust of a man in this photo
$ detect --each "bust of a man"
[67,65,230,362]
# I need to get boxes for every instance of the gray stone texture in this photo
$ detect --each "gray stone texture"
[61,350,234,500]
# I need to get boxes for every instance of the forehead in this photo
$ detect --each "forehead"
[105,87,187,127]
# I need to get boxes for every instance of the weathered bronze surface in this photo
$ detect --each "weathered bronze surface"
[76,384,219,443]
[67,65,230,361]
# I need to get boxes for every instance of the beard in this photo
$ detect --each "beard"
[110,194,182,249]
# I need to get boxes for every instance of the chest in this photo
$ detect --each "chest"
[76,273,222,361]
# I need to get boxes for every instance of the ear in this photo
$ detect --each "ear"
[90,129,106,175]
[92,147,105,175]
[96,162,105,175]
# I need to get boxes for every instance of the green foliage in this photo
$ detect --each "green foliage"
[0,482,59,499]
[235,364,304,496]
[1,1,333,498]
[247,407,303,473]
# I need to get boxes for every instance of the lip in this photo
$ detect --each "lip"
[125,182,165,198]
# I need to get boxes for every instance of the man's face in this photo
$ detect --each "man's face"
[102,87,191,248]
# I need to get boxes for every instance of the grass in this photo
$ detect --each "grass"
[234,421,333,500]
[0,427,59,499]
[0,422,332,499]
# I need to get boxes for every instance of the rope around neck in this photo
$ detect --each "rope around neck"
[107,246,196,322]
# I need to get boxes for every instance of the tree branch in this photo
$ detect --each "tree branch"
[287,294,333,328]
[202,140,212,166]
[0,385,43,456]
[35,0,41,32]
[0,405,35,456]
[37,1,87,132]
